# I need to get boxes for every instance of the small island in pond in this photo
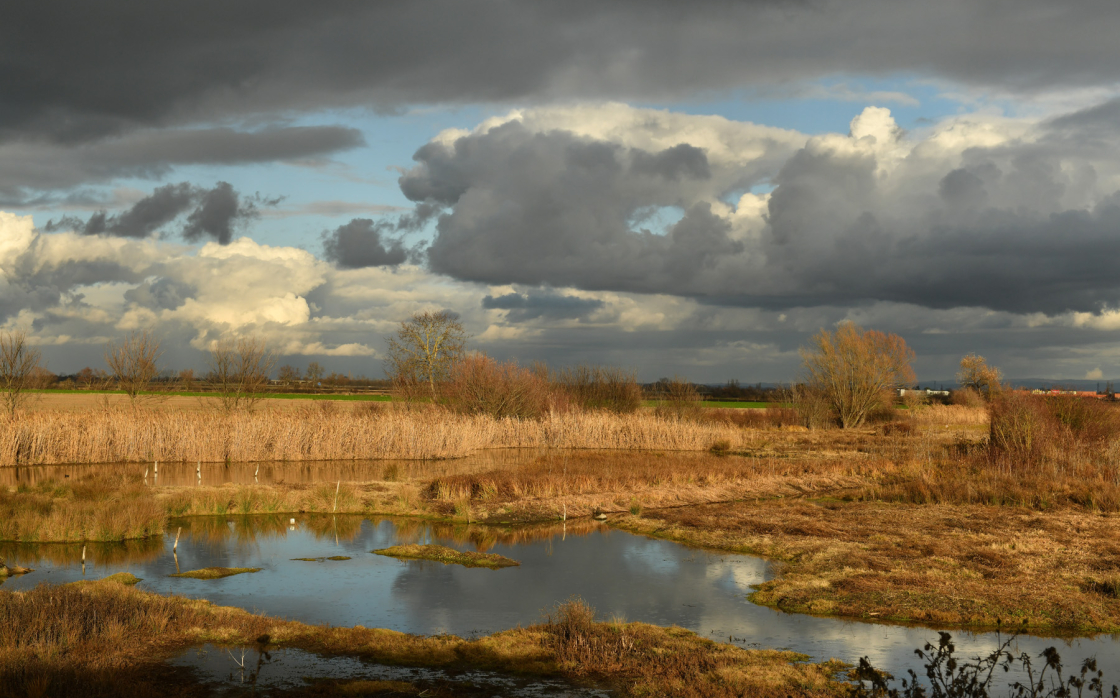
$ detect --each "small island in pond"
[373,544,519,569]
[169,567,261,580]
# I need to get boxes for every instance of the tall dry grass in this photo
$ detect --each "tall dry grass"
[905,404,988,426]
[0,477,166,543]
[0,405,761,465]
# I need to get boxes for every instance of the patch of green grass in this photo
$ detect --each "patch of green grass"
[169,566,260,579]
[373,544,519,569]
[291,556,351,562]
[99,572,142,585]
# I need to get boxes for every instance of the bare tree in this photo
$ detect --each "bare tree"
[207,337,277,412]
[800,322,915,429]
[956,354,1003,399]
[105,329,162,406]
[305,361,324,383]
[385,310,468,401]
[0,330,41,417]
[277,364,301,386]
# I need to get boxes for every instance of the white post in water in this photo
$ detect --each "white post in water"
[154,461,158,475]
[81,545,86,575]
[173,526,181,552]
[333,480,340,513]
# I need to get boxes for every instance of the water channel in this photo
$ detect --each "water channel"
[4,514,1118,691]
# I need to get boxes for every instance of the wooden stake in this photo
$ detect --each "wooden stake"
[81,545,86,562]
[333,480,340,513]
[173,526,181,552]
[153,461,158,475]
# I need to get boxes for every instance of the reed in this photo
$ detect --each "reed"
[0,405,760,465]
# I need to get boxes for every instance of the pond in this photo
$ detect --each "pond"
[3,516,1118,689]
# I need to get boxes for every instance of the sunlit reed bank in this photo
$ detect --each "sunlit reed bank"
[0,580,845,698]
[0,405,762,465]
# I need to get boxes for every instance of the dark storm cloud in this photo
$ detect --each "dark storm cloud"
[45,181,264,244]
[0,125,363,204]
[320,218,408,269]
[407,108,1120,316]
[482,289,604,321]
[5,1,1120,142]
[410,121,740,290]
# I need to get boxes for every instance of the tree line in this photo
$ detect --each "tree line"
[0,310,1014,424]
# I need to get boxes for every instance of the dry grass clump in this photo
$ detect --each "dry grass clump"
[168,567,260,579]
[618,500,1120,633]
[0,477,166,542]
[542,598,843,697]
[373,543,520,569]
[0,581,847,698]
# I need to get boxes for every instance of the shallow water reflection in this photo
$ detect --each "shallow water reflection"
[4,516,1118,684]
[0,450,555,487]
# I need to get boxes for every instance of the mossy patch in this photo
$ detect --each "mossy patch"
[100,572,142,585]
[169,567,260,579]
[292,556,352,562]
[373,544,519,569]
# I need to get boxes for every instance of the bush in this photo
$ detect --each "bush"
[446,354,550,419]
[988,392,1055,466]
[989,392,1120,469]
[551,365,642,414]
[787,384,836,429]
[649,377,703,421]
[951,387,985,408]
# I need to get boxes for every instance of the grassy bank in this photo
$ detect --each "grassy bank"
[0,579,847,697]
[613,500,1120,634]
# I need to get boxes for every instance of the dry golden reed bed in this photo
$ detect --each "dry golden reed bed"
[0,405,762,465]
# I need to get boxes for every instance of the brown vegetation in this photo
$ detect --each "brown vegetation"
[617,500,1120,633]
[0,581,846,698]
[373,544,520,569]
[168,567,260,579]
[0,405,765,466]
[0,329,40,418]
[799,322,915,428]
[104,329,162,405]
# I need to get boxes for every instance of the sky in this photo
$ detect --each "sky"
[5,1,1120,383]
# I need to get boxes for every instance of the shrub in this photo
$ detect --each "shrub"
[951,387,985,408]
[650,377,703,421]
[786,384,836,429]
[988,392,1054,466]
[446,354,550,419]
[551,365,642,414]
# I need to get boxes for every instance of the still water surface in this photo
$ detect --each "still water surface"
[3,516,1118,687]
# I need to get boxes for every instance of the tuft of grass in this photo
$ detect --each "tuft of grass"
[373,544,519,569]
[291,556,351,562]
[97,572,141,585]
[168,566,260,579]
